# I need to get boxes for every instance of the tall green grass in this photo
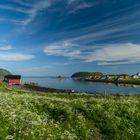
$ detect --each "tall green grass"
[0,83,139,139]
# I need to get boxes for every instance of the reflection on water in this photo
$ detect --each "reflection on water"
[22,77,140,94]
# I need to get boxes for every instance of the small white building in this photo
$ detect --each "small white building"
[132,73,140,79]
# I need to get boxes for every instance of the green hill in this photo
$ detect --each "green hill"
[71,72,103,78]
[0,69,11,78]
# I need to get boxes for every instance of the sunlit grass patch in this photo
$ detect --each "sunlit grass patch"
[0,83,139,139]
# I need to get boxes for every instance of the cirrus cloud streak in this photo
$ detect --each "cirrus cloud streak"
[44,41,140,65]
[0,53,34,61]
[86,43,140,65]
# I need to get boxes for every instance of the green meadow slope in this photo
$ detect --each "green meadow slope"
[0,83,139,140]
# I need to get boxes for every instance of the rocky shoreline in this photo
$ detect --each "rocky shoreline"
[84,79,140,85]
[23,84,76,94]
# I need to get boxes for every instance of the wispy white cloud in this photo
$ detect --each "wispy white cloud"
[0,53,34,61]
[0,0,102,26]
[12,0,34,8]
[67,0,97,13]
[51,5,140,44]
[65,18,140,44]
[22,0,97,25]
[22,0,51,25]
[0,45,13,50]
[0,1,51,26]
[85,43,140,65]
[0,17,22,25]
[0,5,29,14]
[44,41,81,59]
[44,41,140,65]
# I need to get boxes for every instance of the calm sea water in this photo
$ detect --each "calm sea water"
[22,77,140,94]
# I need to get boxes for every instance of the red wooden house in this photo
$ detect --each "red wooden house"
[4,75,21,85]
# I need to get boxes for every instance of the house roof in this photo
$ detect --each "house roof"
[5,75,21,79]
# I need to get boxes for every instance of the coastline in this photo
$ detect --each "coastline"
[84,79,140,85]
[21,83,140,95]
[21,76,140,94]
[72,72,140,86]
[22,84,76,94]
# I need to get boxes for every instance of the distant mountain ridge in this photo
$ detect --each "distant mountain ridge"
[0,69,11,78]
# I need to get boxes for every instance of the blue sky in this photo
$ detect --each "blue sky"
[0,0,140,76]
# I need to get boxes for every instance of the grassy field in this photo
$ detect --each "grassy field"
[0,83,139,140]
